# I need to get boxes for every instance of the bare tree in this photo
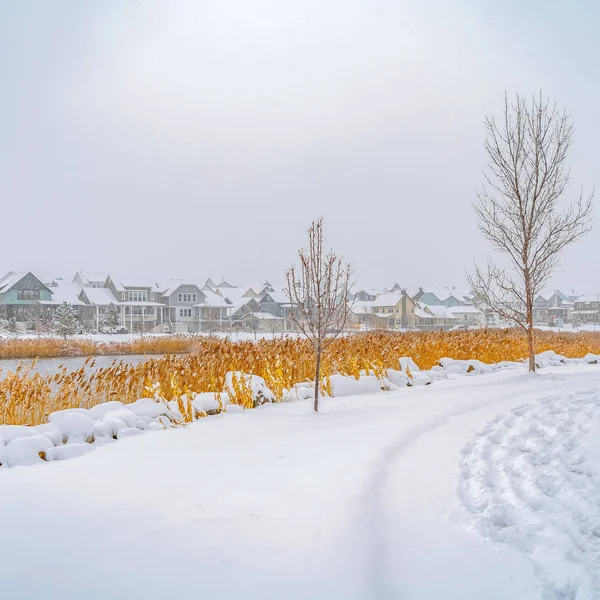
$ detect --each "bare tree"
[286,218,354,412]
[469,93,593,372]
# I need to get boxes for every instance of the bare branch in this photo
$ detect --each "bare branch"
[470,92,594,372]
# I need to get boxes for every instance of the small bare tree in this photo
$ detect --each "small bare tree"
[469,93,593,372]
[286,218,354,412]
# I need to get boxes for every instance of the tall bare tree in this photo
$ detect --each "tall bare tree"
[469,93,593,371]
[286,218,354,412]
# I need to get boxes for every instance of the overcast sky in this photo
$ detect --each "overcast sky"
[1,1,598,292]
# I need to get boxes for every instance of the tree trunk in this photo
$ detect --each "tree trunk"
[527,323,536,372]
[525,269,536,373]
[314,346,322,413]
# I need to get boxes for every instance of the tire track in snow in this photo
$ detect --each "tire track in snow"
[459,387,600,599]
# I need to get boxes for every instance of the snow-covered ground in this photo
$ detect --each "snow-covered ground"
[2,364,600,599]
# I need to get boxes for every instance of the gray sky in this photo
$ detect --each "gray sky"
[1,1,598,292]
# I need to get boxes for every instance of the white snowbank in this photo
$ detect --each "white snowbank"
[3,350,600,468]
[330,374,382,397]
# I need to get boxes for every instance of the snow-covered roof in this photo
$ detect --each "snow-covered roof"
[75,271,108,286]
[423,304,457,319]
[44,281,85,306]
[0,272,27,293]
[261,289,293,306]
[156,279,201,297]
[351,300,374,315]
[222,289,258,311]
[216,280,237,289]
[196,290,231,308]
[0,272,51,294]
[421,288,457,302]
[241,282,269,297]
[372,292,403,308]
[120,279,155,289]
[575,295,600,304]
[106,275,154,292]
[81,288,119,306]
[414,307,433,319]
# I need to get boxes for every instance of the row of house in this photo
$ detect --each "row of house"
[1,270,596,333]
[0,271,295,333]
[350,287,491,330]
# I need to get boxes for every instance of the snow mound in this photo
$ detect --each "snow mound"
[48,411,94,443]
[46,444,95,461]
[3,434,54,467]
[330,374,382,397]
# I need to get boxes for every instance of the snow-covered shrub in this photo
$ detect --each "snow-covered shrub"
[329,374,382,397]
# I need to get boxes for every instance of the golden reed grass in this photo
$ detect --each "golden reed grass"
[2,329,600,426]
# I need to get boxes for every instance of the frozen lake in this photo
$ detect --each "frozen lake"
[0,355,156,377]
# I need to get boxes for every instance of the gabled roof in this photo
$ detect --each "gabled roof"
[421,288,457,302]
[351,300,374,315]
[196,290,231,308]
[74,271,108,286]
[414,307,433,319]
[216,280,236,289]
[105,275,154,292]
[156,279,203,298]
[260,289,293,306]
[40,281,85,306]
[0,271,52,294]
[80,288,119,306]
[242,281,270,298]
[420,303,457,319]
[372,292,403,308]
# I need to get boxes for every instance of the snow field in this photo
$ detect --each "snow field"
[2,364,600,599]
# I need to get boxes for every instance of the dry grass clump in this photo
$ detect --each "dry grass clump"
[0,335,195,360]
[2,329,600,426]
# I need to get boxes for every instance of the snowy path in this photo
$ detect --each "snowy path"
[2,365,600,599]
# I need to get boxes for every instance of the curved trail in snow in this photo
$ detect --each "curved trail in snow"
[361,378,600,600]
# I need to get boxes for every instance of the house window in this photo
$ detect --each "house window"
[179,308,192,318]
[150,293,154,300]
[17,290,40,301]
[128,290,147,302]
[177,293,198,303]
[121,293,126,300]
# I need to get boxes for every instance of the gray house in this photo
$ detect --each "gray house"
[157,281,206,333]
[258,290,295,331]
[102,275,165,333]
[0,272,53,323]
